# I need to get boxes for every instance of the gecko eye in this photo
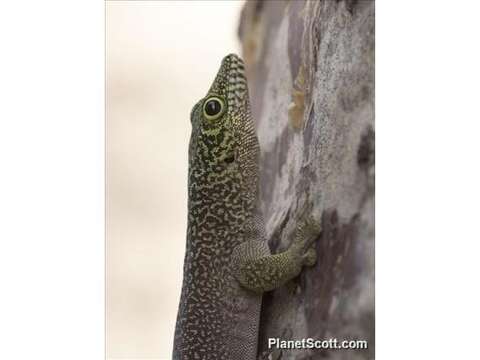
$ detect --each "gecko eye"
[203,96,225,121]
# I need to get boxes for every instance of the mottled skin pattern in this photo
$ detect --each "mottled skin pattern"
[173,54,319,360]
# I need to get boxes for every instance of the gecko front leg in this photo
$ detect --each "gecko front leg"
[232,218,321,294]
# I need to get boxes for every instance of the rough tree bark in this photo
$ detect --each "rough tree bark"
[238,1,374,359]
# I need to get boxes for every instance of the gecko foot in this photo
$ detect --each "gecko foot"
[291,216,321,267]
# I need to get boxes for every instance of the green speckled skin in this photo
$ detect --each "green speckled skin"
[173,54,319,360]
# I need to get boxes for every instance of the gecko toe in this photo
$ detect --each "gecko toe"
[303,246,317,267]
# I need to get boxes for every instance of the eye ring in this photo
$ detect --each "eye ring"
[203,96,226,121]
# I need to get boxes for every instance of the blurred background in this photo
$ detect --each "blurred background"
[106,1,244,359]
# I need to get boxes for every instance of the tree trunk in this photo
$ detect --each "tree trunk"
[238,1,375,359]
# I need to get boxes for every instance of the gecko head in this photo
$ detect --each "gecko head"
[206,53,249,115]
[188,54,259,203]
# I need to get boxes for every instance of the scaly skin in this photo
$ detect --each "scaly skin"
[173,54,319,360]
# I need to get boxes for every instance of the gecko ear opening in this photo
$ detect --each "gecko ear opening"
[224,154,235,164]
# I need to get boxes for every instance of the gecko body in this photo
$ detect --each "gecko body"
[173,54,319,360]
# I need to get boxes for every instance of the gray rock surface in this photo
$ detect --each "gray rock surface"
[238,1,375,359]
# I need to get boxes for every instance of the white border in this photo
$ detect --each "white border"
[378,1,480,359]
[0,1,104,358]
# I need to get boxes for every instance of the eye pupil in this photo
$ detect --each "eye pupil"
[205,99,222,116]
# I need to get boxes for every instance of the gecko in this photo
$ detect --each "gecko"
[173,54,320,360]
